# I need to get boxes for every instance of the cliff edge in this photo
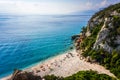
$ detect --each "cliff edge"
[74,3,120,79]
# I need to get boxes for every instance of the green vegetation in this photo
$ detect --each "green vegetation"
[117,9,120,13]
[107,15,120,48]
[44,75,63,80]
[113,15,120,30]
[117,27,120,34]
[79,3,120,79]
[80,16,120,79]
[81,26,87,33]
[44,71,116,80]
[81,18,120,79]
[80,22,103,57]
[82,47,120,78]
[91,3,120,20]
[65,70,116,80]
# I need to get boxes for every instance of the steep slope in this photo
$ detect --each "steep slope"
[87,3,120,53]
[75,3,120,79]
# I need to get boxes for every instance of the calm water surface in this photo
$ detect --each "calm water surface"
[0,15,91,78]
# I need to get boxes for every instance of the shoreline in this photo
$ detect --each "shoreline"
[1,49,116,80]
[0,49,72,79]
[1,49,74,80]
[23,49,73,70]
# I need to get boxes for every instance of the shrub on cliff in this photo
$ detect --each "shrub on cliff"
[43,75,63,80]
[64,70,116,80]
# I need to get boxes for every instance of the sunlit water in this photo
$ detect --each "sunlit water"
[0,15,91,78]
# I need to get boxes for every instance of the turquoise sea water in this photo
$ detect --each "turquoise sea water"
[0,15,91,78]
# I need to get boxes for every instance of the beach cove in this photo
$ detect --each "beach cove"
[0,15,89,78]
[2,49,116,80]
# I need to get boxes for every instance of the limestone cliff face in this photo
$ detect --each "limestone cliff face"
[85,3,120,53]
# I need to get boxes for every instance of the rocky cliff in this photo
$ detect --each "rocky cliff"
[74,3,120,53]
[86,3,120,53]
[74,3,120,79]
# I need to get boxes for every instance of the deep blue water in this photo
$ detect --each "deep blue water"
[0,15,91,78]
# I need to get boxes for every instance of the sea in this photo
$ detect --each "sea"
[0,15,91,78]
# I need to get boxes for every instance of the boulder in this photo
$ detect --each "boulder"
[71,35,80,40]
[11,69,42,80]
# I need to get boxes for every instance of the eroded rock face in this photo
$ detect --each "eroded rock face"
[86,7,120,53]
[93,18,112,53]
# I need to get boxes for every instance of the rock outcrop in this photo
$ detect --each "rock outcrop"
[10,69,42,80]
[85,3,120,53]
[74,3,120,78]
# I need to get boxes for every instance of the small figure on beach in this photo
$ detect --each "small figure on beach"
[68,52,74,57]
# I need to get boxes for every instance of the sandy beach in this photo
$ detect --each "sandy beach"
[1,49,116,80]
